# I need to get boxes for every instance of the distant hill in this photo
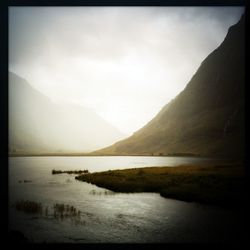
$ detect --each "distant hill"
[9,72,125,154]
[94,14,245,158]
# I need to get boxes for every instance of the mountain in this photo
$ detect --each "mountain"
[94,14,245,158]
[9,72,125,154]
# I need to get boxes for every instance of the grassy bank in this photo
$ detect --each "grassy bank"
[75,164,247,207]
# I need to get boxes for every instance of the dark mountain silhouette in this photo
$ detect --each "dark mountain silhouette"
[9,72,125,154]
[95,14,245,158]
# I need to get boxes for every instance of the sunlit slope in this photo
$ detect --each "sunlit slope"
[95,15,245,157]
[9,73,125,154]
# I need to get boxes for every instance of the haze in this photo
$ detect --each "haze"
[9,7,244,135]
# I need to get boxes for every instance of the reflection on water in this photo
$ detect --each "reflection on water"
[9,156,246,243]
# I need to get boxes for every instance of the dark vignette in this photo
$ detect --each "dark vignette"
[1,0,248,249]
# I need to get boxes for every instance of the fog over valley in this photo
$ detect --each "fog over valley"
[9,72,126,154]
[9,7,244,137]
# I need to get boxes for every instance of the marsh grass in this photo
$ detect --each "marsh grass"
[53,204,80,218]
[76,164,246,207]
[52,169,89,175]
[89,189,114,195]
[18,180,32,183]
[14,200,43,214]
[14,200,84,225]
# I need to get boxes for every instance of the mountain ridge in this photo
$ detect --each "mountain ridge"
[9,72,125,154]
[94,14,245,158]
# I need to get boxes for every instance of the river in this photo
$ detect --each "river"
[8,156,246,243]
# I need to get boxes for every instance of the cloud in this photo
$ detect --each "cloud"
[9,7,244,134]
[9,7,244,64]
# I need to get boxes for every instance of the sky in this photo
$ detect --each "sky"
[9,7,244,135]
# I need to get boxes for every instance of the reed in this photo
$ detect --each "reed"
[14,200,42,214]
[52,169,89,175]
[14,200,83,224]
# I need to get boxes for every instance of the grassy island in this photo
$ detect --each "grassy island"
[75,164,247,207]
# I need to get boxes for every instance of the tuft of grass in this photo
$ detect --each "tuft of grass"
[14,200,42,214]
[53,203,81,220]
[52,169,89,175]
[18,180,32,183]
[75,164,247,207]
[89,189,114,195]
[14,200,83,224]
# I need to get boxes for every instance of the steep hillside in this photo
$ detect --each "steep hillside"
[95,14,245,157]
[9,72,125,154]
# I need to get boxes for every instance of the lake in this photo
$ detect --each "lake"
[9,156,246,243]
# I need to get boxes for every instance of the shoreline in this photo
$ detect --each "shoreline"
[75,164,246,208]
[9,154,201,157]
[9,154,237,161]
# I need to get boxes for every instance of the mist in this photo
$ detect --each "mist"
[9,72,125,154]
[9,7,244,135]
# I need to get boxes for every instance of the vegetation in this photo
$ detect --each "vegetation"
[94,15,245,158]
[76,164,246,207]
[89,189,114,195]
[52,169,89,175]
[53,203,81,219]
[18,180,32,183]
[14,200,83,224]
[14,200,43,214]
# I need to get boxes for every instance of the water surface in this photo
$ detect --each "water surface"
[9,156,246,243]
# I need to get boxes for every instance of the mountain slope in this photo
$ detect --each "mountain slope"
[95,14,245,157]
[9,72,125,154]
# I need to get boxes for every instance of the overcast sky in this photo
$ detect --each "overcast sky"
[9,7,244,135]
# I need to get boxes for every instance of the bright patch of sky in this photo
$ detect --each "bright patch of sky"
[9,7,244,135]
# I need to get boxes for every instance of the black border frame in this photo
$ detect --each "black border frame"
[1,0,249,248]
